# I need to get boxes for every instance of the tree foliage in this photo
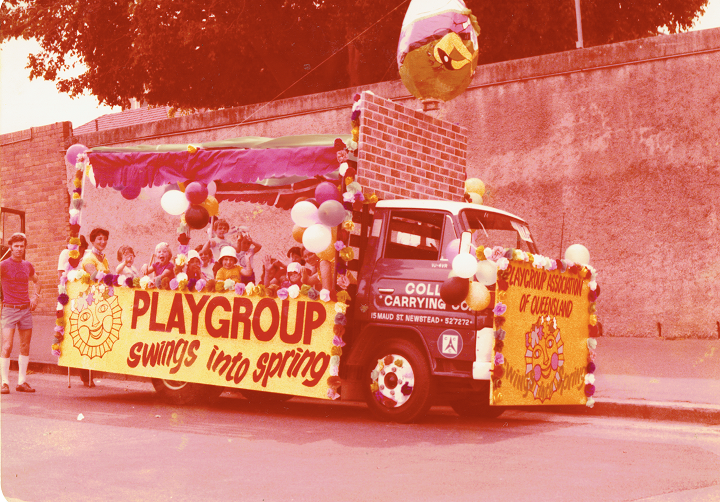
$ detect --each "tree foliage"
[0,0,708,110]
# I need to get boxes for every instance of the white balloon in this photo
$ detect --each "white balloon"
[452,253,478,279]
[475,260,498,285]
[303,224,332,253]
[291,201,319,228]
[565,244,590,265]
[207,181,217,196]
[160,190,190,216]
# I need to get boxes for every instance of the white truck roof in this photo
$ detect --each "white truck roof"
[375,199,528,224]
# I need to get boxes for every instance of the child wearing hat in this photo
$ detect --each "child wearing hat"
[184,250,205,281]
[215,246,244,283]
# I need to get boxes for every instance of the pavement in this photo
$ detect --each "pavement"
[7,315,720,424]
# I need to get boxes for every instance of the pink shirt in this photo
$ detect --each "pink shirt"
[1,259,35,304]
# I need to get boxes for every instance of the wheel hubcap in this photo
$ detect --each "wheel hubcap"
[370,354,415,408]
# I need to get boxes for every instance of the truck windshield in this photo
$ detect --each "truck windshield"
[459,209,538,254]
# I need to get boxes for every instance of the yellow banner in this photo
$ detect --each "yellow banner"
[490,260,591,406]
[58,281,341,400]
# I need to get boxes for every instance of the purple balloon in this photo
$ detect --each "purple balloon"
[120,186,142,200]
[315,182,341,204]
[317,200,346,227]
[65,144,88,166]
[445,239,461,262]
[184,181,209,204]
[444,239,477,262]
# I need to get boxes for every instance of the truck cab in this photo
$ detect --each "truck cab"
[343,200,538,422]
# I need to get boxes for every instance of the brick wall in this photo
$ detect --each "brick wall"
[0,123,73,314]
[356,92,467,201]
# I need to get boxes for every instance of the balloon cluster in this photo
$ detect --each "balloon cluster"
[440,235,496,311]
[291,182,347,260]
[464,178,485,205]
[160,181,219,230]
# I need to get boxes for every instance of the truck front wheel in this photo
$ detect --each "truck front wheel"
[151,378,224,405]
[365,339,432,423]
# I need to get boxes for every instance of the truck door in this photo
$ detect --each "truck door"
[368,209,477,367]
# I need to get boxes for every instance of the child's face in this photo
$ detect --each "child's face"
[199,249,212,265]
[123,251,135,266]
[157,247,170,264]
[222,256,236,269]
[188,258,201,274]
[216,224,229,238]
[288,271,301,283]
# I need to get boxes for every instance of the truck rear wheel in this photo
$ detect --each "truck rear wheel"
[151,378,224,405]
[365,339,432,423]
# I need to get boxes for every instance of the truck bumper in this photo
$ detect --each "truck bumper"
[473,327,494,380]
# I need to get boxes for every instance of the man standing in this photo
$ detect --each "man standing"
[0,233,41,394]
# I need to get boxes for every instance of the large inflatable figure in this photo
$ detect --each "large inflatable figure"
[397,0,480,104]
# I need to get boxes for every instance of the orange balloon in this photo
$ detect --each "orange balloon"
[292,225,306,243]
[316,245,336,262]
[200,196,219,217]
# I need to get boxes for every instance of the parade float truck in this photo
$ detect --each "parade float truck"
[56,135,599,423]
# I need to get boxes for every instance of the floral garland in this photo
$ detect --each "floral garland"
[53,153,93,357]
[483,245,600,408]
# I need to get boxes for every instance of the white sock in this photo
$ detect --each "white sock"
[18,354,30,385]
[0,357,9,385]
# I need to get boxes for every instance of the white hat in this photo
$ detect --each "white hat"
[219,246,238,261]
[187,250,201,262]
[287,262,302,274]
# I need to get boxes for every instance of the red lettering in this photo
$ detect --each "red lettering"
[231,297,253,340]
[131,291,150,329]
[149,292,166,332]
[280,300,304,344]
[252,298,279,342]
[206,296,231,338]
[166,294,186,334]
[303,302,326,344]
[184,294,209,335]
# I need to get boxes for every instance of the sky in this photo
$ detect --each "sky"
[2,3,720,135]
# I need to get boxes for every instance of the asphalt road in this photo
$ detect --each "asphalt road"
[2,373,719,502]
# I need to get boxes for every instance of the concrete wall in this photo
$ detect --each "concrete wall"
[5,28,718,338]
[0,123,73,314]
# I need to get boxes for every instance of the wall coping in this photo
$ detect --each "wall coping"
[70,27,720,148]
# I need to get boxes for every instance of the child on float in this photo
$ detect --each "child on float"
[286,246,304,265]
[262,255,287,287]
[195,245,215,280]
[141,242,175,281]
[285,262,304,287]
[184,250,204,281]
[300,249,322,288]
[235,225,262,283]
[115,245,140,278]
[202,218,234,263]
[215,246,244,282]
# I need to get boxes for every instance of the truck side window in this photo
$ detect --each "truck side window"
[384,211,444,261]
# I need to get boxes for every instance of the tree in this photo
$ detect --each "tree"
[0,0,708,110]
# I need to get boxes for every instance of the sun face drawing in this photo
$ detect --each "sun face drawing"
[68,285,122,358]
[524,316,564,402]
